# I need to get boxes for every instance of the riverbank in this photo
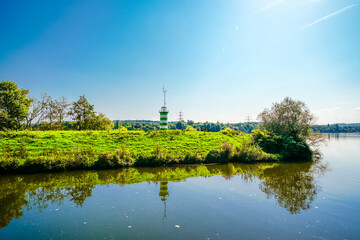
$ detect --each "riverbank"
[0,129,282,173]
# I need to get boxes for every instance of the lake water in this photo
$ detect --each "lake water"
[0,133,359,239]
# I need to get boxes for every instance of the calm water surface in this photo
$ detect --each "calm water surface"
[0,133,359,239]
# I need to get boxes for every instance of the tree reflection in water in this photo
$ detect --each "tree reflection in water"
[0,160,328,229]
[259,161,327,214]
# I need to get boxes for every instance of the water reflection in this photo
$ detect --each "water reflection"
[0,161,327,229]
[259,162,326,214]
[326,132,360,140]
[159,181,169,220]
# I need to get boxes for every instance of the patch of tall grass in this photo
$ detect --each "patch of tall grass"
[0,130,280,173]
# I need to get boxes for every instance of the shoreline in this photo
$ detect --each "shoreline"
[0,130,312,174]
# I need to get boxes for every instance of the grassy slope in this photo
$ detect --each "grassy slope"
[0,130,249,156]
[0,130,277,173]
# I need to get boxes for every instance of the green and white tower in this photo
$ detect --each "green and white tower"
[159,86,169,130]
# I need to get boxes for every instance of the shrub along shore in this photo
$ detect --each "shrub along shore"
[0,128,314,174]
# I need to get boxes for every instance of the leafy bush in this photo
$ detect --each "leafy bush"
[205,142,279,164]
[96,145,133,168]
[258,97,314,142]
[204,142,234,163]
[204,150,221,163]
[119,126,127,131]
[182,152,203,164]
[73,147,98,167]
[184,126,196,131]
[220,128,239,136]
[252,129,312,161]
[219,142,235,163]
[233,145,279,163]
[135,145,168,166]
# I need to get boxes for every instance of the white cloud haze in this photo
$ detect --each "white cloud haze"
[301,4,357,29]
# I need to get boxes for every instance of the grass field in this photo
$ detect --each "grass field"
[0,129,279,173]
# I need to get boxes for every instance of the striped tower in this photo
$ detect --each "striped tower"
[159,87,169,130]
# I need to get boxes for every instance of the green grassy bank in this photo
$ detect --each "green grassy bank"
[0,129,282,173]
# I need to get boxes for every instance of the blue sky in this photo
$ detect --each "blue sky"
[1,0,359,124]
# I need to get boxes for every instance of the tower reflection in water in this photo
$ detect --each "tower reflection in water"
[158,181,169,220]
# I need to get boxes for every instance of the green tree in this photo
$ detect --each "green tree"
[55,96,69,127]
[114,120,119,129]
[176,121,187,130]
[26,93,50,129]
[37,95,69,130]
[25,98,44,129]
[70,95,95,130]
[42,94,58,129]
[0,81,32,130]
[88,113,114,130]
[258,97,315,142]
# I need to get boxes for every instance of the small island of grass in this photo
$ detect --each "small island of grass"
[0,81,323,173]
[0,126,319,173]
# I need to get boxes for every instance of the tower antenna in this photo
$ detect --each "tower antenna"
[245,116,252,123]
[178,110,184,121]
[163,85,167,107]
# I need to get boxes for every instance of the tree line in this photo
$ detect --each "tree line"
[0,81,113,130]
[311,124,360,133]
[115,120,360,133]
[0,80,261,132]
[114,120,259,133]
[1,80,359,133]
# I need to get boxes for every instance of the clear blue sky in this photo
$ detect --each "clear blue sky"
[1,0,359,124]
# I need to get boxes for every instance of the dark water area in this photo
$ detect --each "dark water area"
[0,134,359,239]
